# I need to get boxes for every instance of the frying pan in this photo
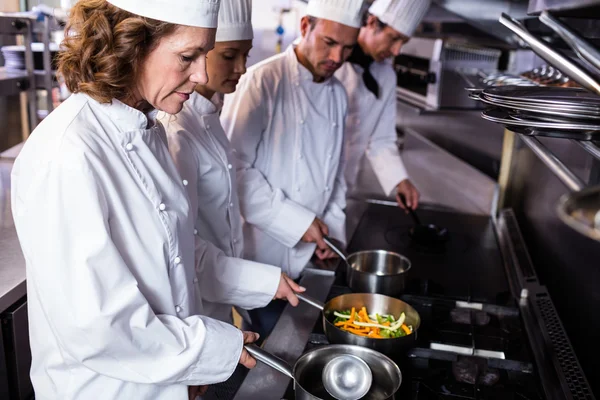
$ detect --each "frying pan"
[323,237,411,297]
[398,194,449,245]
[297,292,421,357]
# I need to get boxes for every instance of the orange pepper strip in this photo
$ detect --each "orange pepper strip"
[401,324,412,335]
[334,321,346,327]
[345,327,370,336]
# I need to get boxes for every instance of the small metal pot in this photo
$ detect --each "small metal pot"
[245,344,402,400]
[298,292,420,358]
[324,237,411,297]
[346,250,411,297]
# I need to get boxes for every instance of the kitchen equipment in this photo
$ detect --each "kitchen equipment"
[0,43,59,71]
[297,292,420,357]
[322,355,372,400]
[323,237,411,297]
[398,194,449,245]
[482,107,600,131]
[395,37,501,110]
[245,344,402,400]
[557,185,600,242]
[498,13,600,95]
[539,11,600,76]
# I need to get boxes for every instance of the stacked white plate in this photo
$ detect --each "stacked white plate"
[1,43,59,71]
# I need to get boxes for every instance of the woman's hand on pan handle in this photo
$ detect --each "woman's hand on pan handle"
[274,273,306,306]
[301,217,329,250]
[239,331,260,369]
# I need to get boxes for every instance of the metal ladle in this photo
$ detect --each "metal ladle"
[323,354,373,400]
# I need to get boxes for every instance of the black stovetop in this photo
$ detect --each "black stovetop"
[283,204,545,400]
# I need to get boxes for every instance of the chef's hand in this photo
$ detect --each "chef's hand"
[301,217,329,251]
[274,273,306,306]
[188,385,208,400]
[315,248,338,260]
[239,331,260,369]
[396,179,420,211]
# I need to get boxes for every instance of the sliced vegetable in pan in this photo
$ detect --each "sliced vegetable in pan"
[331,307,413,339]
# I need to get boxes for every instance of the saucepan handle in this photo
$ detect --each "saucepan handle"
[296,293,326,311]
[322,236,348,261]
[245,344,294,379]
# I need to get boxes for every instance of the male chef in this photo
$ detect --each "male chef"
[221,0,365,336]
[336,0,431,210]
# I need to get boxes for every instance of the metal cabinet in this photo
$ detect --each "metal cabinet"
[0,326,10,399]
[1,296,32,400]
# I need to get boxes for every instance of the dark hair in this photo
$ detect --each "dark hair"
[362,12,387,30]
[58,0,178,103]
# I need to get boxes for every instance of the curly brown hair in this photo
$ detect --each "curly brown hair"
[58,0,178,103]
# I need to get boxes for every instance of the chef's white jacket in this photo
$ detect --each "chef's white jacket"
[335,59,409,196]
[221,44,347,279]
[160,92,280,323]
[11,93,246,400]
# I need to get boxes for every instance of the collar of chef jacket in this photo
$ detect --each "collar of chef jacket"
[93,96,160,132]
[287,43,336,86]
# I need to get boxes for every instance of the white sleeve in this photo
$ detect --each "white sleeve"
[195,237,281,310]
[365,74,409,196]
[12,150,242,386]
[222,74,315,248]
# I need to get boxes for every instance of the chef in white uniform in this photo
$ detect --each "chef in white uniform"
[336,0,431,209]
[160,0,303,326]
[221,0,363,336]
[10,0,265,399]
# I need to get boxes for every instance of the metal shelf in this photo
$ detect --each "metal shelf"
[528,0,600,16]
[0,68,28,97]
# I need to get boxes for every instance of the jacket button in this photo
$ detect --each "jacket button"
[299,120,304,125]
[182,179,188,186]
[159,203,166,211]
[175,305,182,313]
[206,124,211,130]
[174,256,181,265]
[125,143,134,151]
[325,186,330,191]
[194,229,198,235]
[298,154,303,160]
[227,164,233,170]
[332,122,337,127]
[229,202,234,208]
[193,278,198,284]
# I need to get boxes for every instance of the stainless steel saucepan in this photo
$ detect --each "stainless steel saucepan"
[245,344,402,400]
[323,236,411,297]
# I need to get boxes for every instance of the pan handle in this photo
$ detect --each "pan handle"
[296,293,325,311]
[245,344,294,379]
[322,236,348,261]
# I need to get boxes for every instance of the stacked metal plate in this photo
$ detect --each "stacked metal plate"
[470,86,600,140]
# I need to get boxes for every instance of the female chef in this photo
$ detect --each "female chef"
[10,0,295,398]
[160,0,303,326]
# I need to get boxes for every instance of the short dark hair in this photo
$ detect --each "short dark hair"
[362,12,387,30]
[306,15,319,30]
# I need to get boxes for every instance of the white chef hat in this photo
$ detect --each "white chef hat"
[306,0,365,29]
[216,0,253,42]
[106,0,220,28]
[369,0,431,37]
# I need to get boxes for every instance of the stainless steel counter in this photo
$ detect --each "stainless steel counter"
[0,157,26,314]
[233,265,336,400]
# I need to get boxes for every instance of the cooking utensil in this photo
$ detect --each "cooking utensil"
[322,355,372,400]
[557,185,600,242]
[245,344,402,400]
[297,292,420,357]
[539,11,600,76]
[322,236,411,297]
[499,13,600,95]
[399,194,450,246]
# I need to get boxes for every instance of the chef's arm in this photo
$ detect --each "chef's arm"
[222,75,315,247]
[195,237,281,309]
[322,146,347,246]
[13,153,242,386]
[365,81,409,196]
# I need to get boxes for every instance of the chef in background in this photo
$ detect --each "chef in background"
[336,0,431,210]
[221,0,365,338]
[160,0,303,329]
[11,0,263,398]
